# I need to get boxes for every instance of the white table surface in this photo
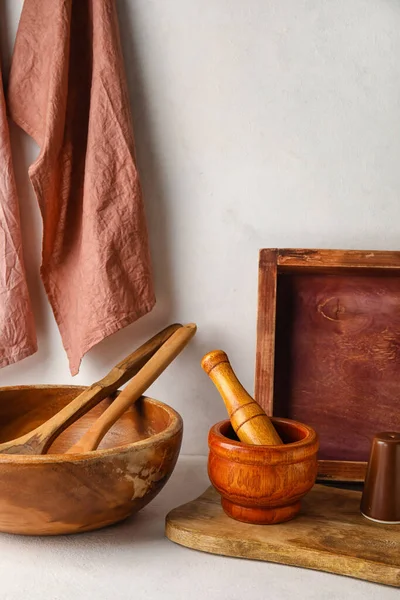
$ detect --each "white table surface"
[0,455,397,600]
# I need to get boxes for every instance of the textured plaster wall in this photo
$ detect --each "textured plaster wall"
[1,0,400,454]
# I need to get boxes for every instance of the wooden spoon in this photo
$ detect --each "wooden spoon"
[66,323,197,453]
[0,324,182,455]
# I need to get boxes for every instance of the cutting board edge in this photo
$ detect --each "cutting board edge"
[165,486,400,588]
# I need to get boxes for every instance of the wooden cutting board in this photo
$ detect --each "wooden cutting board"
[165,484,400,587]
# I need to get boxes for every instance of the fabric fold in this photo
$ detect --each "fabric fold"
[0,60,37,367]
[8,0,155,374]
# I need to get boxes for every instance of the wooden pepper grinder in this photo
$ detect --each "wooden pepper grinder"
[202,350,282,445]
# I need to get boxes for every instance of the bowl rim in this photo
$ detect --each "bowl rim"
[210,417,318,451]
[0,386,183,464]
[208,417,319,466]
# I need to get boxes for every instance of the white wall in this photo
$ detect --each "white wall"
[1,0,400,454]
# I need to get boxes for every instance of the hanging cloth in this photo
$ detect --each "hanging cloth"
[0,58,36,367]
[7,0,155,374]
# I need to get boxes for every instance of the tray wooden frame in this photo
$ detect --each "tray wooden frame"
[255,248,400,482]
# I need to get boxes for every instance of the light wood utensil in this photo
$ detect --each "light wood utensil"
[0,324,182,455]
[67,323,197,453]
[201,350,282,445]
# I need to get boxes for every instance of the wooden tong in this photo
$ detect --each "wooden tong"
[0,323,192,455]
[67,323,197,453]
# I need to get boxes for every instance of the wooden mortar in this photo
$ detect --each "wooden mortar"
[208,418,319,525]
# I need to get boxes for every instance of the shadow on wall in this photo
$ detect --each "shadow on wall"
[90,0,225,436]
[86,0,178,373]
[0,0,14,77]
[0,1,55,374]
[0,0,178,377]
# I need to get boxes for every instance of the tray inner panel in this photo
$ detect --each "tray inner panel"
[274,273,400,461]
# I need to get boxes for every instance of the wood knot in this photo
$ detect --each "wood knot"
[318,297,346,321]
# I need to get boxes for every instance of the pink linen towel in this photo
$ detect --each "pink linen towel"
[7,0,155,374]
[0,60,37,367]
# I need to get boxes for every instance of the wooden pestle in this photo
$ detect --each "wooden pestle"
[201,350,282,445]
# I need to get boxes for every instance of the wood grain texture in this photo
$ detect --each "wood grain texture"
[317,460,367,482]
[0,387,182,535]
[202,350,282,446]
[165,484,400,588]
[256,249,400,482]
[277,248,400,270]
[274,274,400,460]
[208,418,318,524]
[255,249,278,413]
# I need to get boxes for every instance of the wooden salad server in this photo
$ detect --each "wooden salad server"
[201,350,282,445]
[0,324,183,455]
[67,323,197,453]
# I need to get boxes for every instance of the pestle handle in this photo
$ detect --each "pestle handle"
[201,350,282,446]
[66,323,197,454]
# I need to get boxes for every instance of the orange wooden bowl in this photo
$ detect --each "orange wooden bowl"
[208,417,319,525]
[0,386,183,535]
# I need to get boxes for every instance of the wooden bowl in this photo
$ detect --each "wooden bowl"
[0,386,183,535]
[208,417,319,524]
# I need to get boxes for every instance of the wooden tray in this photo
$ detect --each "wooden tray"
[166,484,400,587]
[255,249,400,482]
